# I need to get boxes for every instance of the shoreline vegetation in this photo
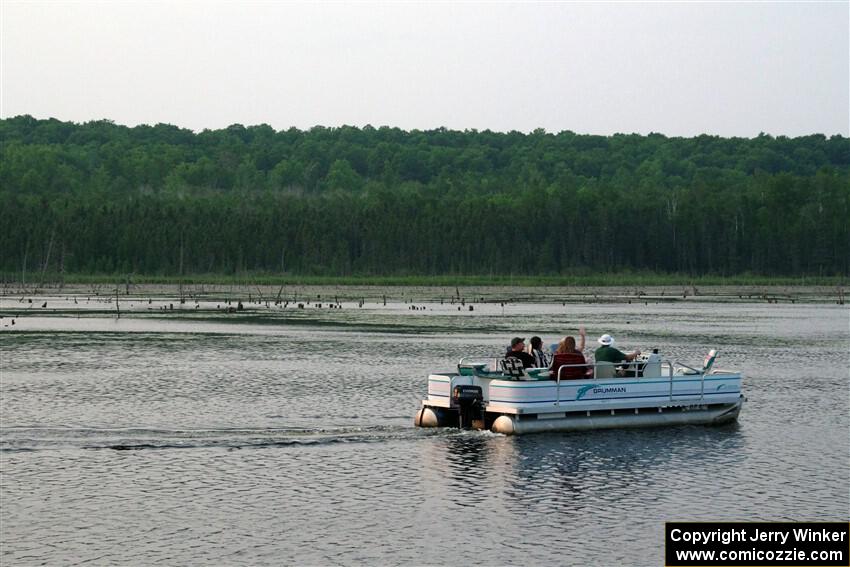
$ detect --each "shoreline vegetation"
[1,271,848,288]
[0,273,846,307]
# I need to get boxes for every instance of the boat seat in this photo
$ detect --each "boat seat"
[526,368,551,380]
[472,366,504,379]
[458,363,487,376]
[676,349,719,376]
[500,357,527,379]
[594,361,616,379]
[551,352,589,380]
[702,349,718,374]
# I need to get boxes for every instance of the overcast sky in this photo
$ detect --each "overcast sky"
[1,1,847,137]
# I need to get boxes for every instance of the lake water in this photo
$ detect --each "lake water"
[1,296,848,565]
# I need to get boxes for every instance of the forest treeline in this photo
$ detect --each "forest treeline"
[1,115,848,278]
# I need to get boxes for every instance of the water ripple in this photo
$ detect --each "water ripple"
[1,302,848,565]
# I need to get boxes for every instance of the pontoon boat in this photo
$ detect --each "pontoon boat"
[414,350,743,435]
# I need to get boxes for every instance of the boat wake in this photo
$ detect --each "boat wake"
[0,423,463,452]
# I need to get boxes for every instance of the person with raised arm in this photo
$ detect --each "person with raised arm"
[550,326,589,379]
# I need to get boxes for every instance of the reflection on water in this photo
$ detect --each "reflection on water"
[1,302,848,565]
[415,426,753,563]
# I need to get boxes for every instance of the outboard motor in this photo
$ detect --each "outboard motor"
[452,385,484,429]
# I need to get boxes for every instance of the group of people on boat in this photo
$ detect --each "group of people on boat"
[505,327,641,379]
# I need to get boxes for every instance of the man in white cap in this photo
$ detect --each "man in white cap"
[594,334,640,375]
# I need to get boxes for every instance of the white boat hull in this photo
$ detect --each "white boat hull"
[490,397,743,435]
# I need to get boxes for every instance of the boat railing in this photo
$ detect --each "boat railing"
[457,355,503,376]
[459,356,712,405]
[552,359,669,380]
[673,362,701,374]
[554,362,592,406]
[555,363,592,381]
[553,359,707,405]
[665,360,711,403]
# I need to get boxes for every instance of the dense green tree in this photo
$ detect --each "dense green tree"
[1,116,848,278]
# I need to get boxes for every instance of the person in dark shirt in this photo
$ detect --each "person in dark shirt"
[527,336,550,368]
[506,337,535,368]
[594,334,641,376]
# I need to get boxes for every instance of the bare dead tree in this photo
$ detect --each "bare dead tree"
[21,236,30,293]
[179,230,185,304]
[39,226,56,290]
[59,244,66,290]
